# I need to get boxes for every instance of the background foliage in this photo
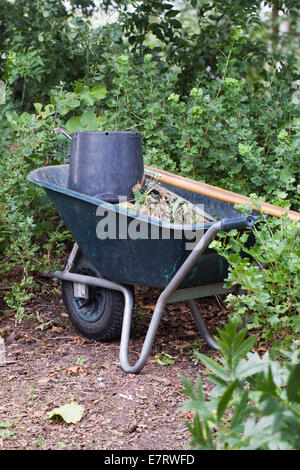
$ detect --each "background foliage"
[0,0,299,447]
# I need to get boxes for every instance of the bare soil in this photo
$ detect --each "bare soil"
[0,280,229,451]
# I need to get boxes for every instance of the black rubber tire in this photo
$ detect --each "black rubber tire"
[62,254,132,342]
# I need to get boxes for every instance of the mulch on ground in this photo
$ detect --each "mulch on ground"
[0,281,229,450]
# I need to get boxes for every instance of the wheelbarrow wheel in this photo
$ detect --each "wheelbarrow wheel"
[62,254,132,342]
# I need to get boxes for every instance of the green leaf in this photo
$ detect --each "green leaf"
[79,111,99,130]
[217,379,238,422]
[65,98,81,110]
[215,323,258,374]
[195,352,229,382]
[243,416,275,449]
[231,335,258,372]
[33,103,42,114]
[96,115,107,126]
[180,376,215,422]
[181,375,199,401]
[74,84,94,106]
[0,420,14,429]
[170,19,182,28]
[91,85,107,100]
[256,366,278,399]
[165,9,181,18]
[65,116,82,133]
[181,375,206,405]
[154,352,176,366]
[230,389,252,431]
[186,413,216,450]
[45,402,84,424]
[236,352,271,379]
[287,363,300,403]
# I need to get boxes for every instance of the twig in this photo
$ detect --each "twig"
[0,360,17,367]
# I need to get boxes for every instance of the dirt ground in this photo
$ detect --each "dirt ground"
[0,280,229,451]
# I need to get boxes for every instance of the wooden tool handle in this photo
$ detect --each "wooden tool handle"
[144,165,300,222]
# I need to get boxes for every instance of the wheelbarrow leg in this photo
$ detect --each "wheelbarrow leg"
[120,294,166,374]
[187,299,219,350]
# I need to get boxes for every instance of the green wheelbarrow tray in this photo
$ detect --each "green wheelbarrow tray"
[28,164,258,373]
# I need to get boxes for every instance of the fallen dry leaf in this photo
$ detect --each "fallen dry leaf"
[45,402,84,424]
[51,326,64,333]
[65,366,85,376]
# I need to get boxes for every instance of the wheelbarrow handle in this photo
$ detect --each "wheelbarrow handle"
[119,215,258,373]
[220,215,257,232]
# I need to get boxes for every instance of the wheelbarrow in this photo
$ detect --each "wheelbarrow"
[28,148,263,374]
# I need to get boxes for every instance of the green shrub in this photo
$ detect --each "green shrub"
[0,90,72,315]
[181,321,300,450]
[210,207,300,348]
[54,46,299,209]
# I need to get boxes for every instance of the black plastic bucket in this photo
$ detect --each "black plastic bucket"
[67,131,144,203]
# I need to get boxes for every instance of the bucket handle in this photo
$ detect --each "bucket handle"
[54,127,72,141]
[54,128,72,163]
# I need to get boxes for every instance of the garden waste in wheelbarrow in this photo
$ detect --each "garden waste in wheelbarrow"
[28,162,263,373]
